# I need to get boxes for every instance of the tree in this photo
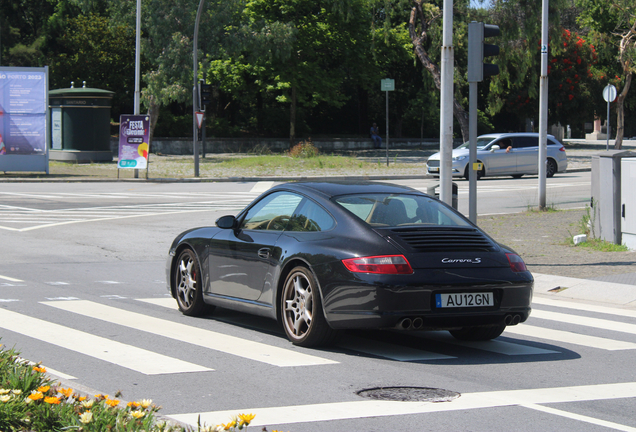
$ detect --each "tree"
[576,0,636,149]
[408,0,470,141]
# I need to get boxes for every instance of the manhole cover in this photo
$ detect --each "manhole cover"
[356,387,460,402]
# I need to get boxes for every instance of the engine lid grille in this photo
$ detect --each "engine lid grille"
[388,226,497,252]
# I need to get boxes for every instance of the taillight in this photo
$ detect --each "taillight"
[559,147,566,152]
[506,253,527,272]
[342,255,413,274]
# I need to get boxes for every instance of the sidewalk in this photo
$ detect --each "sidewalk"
[533,273,636,307]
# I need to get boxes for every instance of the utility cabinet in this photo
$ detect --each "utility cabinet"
[591,151,636,245]
[621,157,636,250]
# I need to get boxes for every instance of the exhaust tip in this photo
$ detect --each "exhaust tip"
[504,315,513,325]
[399,318,413,330]
[512,314,521,325]
[412,317,424,330]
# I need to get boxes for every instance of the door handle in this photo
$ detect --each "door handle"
[258,248,270,259]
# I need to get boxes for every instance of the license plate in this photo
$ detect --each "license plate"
[429,167,439,172]
[435,292,494,308]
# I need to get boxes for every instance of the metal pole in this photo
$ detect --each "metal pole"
[133,0,142,179]
[538,0,549,209]
[439,0,454,205]
[468,81,478,223]
[385,90,389,166]
[606,99,610,151]
[192,0,205,178]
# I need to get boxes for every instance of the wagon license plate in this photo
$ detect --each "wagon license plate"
[429,167,439,172]
[435,292,494,308]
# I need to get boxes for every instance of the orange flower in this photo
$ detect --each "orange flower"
[45,396,61,404]
[28,391,43,401]
[37,386,50,393]
[127,401,140,408]
[105,398,120,407]
[58,387,73,398]
[33,366,47,373]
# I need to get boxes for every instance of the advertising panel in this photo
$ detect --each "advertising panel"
[0,66,49,173]
[118,115,150,170]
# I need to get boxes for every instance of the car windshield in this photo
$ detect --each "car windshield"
[334,193,471,227]
[456,137,495,150]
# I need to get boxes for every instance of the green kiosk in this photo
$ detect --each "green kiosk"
[49,82,114,162]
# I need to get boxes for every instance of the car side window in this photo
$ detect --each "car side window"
[240,192,303,231]
[514,137,538,148]
[496,138,512,150]
[287,199,335,232]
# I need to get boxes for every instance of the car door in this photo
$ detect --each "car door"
[208,191,303,301]
[513,136,539,174]
[482,138,514,175]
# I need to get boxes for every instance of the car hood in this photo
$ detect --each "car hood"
[427,148,470,161]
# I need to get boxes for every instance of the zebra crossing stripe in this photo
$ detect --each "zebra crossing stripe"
[0,308,212,375]
[505,324,636,350]
[42,300,338,367]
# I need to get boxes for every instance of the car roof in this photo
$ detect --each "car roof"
[478,132,557,140]
[271,181,420,199]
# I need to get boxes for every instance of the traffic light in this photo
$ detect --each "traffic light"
[198,80,212,110]
[468,22,500,83]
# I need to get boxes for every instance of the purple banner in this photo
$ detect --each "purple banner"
[118,115,150,169]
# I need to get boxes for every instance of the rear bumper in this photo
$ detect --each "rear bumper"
[319,267,534,330]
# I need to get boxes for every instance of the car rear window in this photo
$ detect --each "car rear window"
[334,194,471,227]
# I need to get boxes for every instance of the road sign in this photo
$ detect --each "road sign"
[195,112,204,129]
[603,84,617,103]
[380,79,395,91]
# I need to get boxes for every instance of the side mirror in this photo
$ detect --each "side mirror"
[490,145,501,152]
[216,215,237,229]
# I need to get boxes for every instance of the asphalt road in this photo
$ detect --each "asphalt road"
[1,179,635,431]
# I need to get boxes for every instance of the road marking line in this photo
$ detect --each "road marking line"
[18,357,77,380]
[338,336,455,361]
[521,403,636,432]
[0,274,23,282]
[416,331,560,356]
[167,382,636,428]
[531,309,636,335]
[44,300,338,367]
[533,297,636,319]
[0,308,212,375]
[140,297,454,361]
[250,181,275,193]
[505,324,636,350]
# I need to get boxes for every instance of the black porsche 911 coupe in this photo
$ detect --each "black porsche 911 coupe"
[166,181,533,347]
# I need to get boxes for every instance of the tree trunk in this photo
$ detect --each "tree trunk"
[614,73,632,150]
[289,85,297,146]
[147,98,161,148]
[408,3,469,143]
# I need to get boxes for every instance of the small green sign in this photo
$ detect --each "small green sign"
[381,78,395,91]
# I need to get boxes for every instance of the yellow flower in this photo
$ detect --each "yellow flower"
[0,389,10,395]
[44,396,61,404]
[57,387,73,398]
[11,390,22,395]
[28,391,43,401]
[238,413,256,427]
[79,411,93,424]
[131,410,145,419]
[105,398,120,407]
[80,400,94,409]
[139,398,153,409]
[24,397,33,405]
[37,385,50,393]
[78,395,87,402]
[0,395,11,402]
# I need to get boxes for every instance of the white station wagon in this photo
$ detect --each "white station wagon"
[426,133,568,179]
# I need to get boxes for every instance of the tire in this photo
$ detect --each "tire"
[449,323,506,341]
[281,266,337,347]
[174,248,213,317]
[546,158,557,178]
[511,174,524,179]
[463,164,485,180]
